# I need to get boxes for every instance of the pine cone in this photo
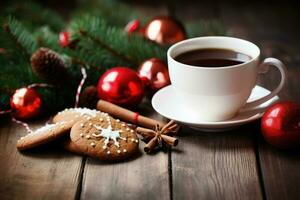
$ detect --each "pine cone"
[31,47,68,84]
[79,85,99,108]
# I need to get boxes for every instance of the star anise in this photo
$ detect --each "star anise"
[136,120,180,153]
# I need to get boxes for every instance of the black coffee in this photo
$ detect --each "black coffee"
[174,48,252,67]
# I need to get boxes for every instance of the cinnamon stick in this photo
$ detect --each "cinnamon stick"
[160,120,180,135]
[144,136,158,153]
[161,134,179,146]
[97,100,166,129]
[136,127,156,140]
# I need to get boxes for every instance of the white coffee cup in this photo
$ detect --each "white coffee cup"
[167,36,287,122]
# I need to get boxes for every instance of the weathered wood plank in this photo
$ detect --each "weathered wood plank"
[220,2,300,200]
[81,149,169,200]
[172,126,263,200]
[0,119,83,200]
[170,1,263,200]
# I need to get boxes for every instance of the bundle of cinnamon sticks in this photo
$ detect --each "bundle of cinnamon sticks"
[137,121,179,153]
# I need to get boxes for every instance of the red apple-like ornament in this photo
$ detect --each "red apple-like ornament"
[124,19,140,33]
[137,58,170,94]
[144,16,186,45]
[261,102,300,149]
[97,67,144,107]
[59,31,78,49]
[59,31,70,48]
[10,87,42,120]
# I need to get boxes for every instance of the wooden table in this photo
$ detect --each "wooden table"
[1,1,300,200]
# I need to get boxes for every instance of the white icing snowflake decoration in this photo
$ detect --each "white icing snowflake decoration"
[93,124,126,148]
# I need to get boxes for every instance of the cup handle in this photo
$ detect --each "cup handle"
[244,57,287,109]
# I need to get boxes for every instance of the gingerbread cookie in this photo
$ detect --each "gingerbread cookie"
[53,108,103,124]
[17,121,74,150]
[61,137,84,155]
[70,114,139,161]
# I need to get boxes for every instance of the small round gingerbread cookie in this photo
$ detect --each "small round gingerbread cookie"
[17,121,74,150]
[70,114,139,162]
[53,108,103,124]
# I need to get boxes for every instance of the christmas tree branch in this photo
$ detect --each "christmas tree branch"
[3,24,29,59]
[70,15,166,68]
[33,27,101,77]
[3,17,38,58]
[78,29,136,66]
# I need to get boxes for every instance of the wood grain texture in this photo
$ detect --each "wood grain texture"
[172,126,263,200]
[258,139,300,200]
[219,2,300,200]
[81,149,169,200]
[0,119,83,200]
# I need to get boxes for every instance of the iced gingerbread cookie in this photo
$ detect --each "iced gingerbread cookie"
[17,121,74,150]
[70,114,139,162]
[53,108,103,125]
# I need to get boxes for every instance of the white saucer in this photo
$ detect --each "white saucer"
[152,85,279,132]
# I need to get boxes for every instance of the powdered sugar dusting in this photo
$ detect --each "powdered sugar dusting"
[28,123,59,136]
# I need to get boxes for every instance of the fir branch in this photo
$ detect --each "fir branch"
[0,18,37,89]
[34,26,60,51]
[0,53,37,90]
[4,16,38,57]
[70,15,166,68]
[33,26,101,72]
[0,17,68,111]
[79,29,136,66]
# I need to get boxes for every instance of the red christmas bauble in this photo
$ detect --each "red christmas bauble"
[261,102,300,149]
[144,16,186,45]
[137,58,170,93]
[59,31,70,48]
[10,87,42,120]
[124,19,140,33]
[97,67,144,107]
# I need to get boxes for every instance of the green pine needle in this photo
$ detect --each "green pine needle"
[4,16,38,57]
[70,15,166,68]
